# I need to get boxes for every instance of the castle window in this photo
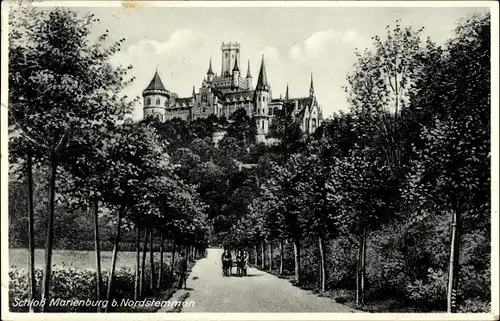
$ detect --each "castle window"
[225,53,228,58]
[261,120,264,129]
[147,98,151,105]
[268,108,272,116]
[156,98,160,105]
[165,100,168,107]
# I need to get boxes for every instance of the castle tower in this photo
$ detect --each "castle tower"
[246,60,253,89]
[254,55,270,143]
[207,58,214,83]
[142,70,169,121]
[232,54,240,88]
[221,42,240,78]
[285,83,289,100]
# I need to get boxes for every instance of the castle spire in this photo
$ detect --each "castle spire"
[207,58,214,74]
[232,54,240,72]
[256,55,269,91]
[192,85,196,97]
[309,73,315,97]
[285,83,289,100]
[246,60,252,78]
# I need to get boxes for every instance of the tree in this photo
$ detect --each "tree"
[328,145,392,305]
[404,13,490,312]
[8,7,134,310]
[225,108,257,150]
[345,20,425,178]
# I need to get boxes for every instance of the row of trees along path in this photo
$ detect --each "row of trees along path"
[228,15,490,313]
[8,7,209,312]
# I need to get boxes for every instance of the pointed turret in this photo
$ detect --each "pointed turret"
[232,54,240,88]
[285,83,289,100]
[192,86,196,97]
[232,54,240,72]
[309,73,315,97]
[207,58,214,75]
[207,58,214,83]
[256,55,269,91]
[246,60,252,78]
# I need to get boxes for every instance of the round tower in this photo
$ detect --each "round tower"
[142,70,170,121]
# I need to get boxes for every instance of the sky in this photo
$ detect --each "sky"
[71,5,490,120]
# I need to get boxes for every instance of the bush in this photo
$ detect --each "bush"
[406,267,448,310]
[9,263,177,312]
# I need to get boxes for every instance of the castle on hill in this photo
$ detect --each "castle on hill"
[142,42,323,143]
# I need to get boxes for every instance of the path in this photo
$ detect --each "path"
[158,248,359,313]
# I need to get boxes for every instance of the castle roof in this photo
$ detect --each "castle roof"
[223,90,255,102]
[175,97,194,108]
[294,97,315,117]
[144,70,166,92]
[255,55,269,91]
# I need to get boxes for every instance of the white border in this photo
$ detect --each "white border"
[1,1,498,321]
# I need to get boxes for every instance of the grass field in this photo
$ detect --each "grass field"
[9,248,172,271]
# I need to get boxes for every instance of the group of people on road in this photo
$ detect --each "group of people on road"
[221,249,249,277]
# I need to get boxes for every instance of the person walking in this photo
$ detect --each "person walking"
[221,249,232,277]
[236,250,244,277]
[175,251,188,289]
[243,250,249,276]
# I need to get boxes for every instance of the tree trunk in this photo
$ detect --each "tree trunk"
[279,239,284,275]
[157,234,164,288]
[26,152,36,312]
[268,241,273,271]
[355,234,361,306]
[93,196,102,311]
[261,241,265,269]
[40,158,57,312]
[356,229,367,306]
[318,235,326,292]
[361,227,367,305]
[139,227,148,296]
[293,238,301,284]
[170,240,176,278]
[149,229,155,290]
[134,224,141,300]
[26,152,36,313]
[254,244,258,266]
[104,206,124,312]
[447,209,461,313]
